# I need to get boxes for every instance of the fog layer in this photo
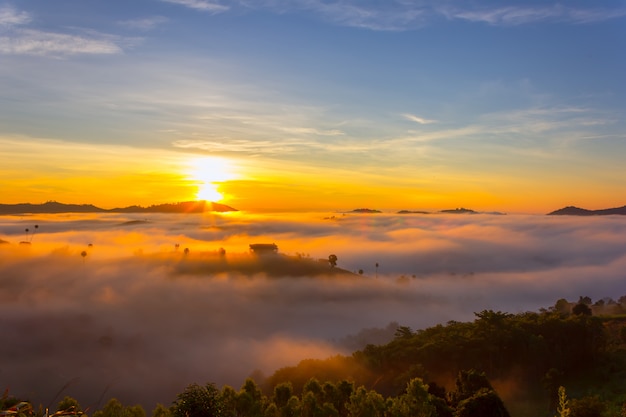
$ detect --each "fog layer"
[1,212,626,408]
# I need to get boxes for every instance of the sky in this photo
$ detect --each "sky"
[2,211,626,407]
[1,0,625,213]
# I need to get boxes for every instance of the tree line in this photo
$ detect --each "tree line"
[4,296,626,417]
[2,371,510,417]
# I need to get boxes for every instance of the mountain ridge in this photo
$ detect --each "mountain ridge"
[0,200,237,214]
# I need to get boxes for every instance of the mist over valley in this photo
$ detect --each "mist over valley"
[2,211,626,409]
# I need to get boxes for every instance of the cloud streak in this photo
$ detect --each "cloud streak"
[402,113,437,125]
[397,105,617,147]
[204,1,626,30]
[0,5,132,56]
[249,1,625,30]
[118,16,169,31]
[0,5,31,26]
[161,0,230,13]
[0,28,124,56]
[440,4,626,26]
[131,1,626,31]
[0,1,622,59]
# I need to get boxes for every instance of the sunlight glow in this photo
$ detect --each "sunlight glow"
[187,156,236,202]
[197,183,223,202]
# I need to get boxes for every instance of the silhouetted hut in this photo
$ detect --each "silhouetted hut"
[249,243,278,255]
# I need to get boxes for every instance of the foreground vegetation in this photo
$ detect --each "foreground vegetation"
[4,296,626,417]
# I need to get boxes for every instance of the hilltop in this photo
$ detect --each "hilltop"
[0,200,237,214]
[349,207,478,214]
[439,207,477,214]
[548,205,626,216]
[348,208,382,213]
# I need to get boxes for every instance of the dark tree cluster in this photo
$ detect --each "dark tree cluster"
[7,297,626,417]
[264,298,626,415]
[269,308,606,397]
[171,372,508,417]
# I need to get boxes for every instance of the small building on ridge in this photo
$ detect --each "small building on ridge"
[249,243,278,255]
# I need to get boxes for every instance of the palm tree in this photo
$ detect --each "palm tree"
[30,224,38,242]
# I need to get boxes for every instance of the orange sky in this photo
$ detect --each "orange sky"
[1,136,621,214]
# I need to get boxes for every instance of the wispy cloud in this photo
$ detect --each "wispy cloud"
[439,4,626,26]
[565,7,626,24]
[482,106,615,137]
[173,138,289,154]
[118,16,169,31]
[0,5,133,56]
[171,136,372,156]
[161,0,229,13]
[240,1,626,30]
[280,127,345,136]
[296,0,427,31]
[0,28,124,56]
[402,106,615,143]
[402,113,437,125]
[0,5,31,26]
[235,0,428,31]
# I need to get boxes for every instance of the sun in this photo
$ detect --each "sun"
[187,156,235,202]
[197,182,224,202]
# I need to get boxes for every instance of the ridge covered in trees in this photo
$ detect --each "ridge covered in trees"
[0,201,237,214]
[548,205,626,216]
[5,296,626,417]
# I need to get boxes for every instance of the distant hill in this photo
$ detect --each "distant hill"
[353,208,505,215]
[440,207,477,214]
[398,208,506,215]
[349,208,382,213]
[0,201,106,214]
[548,205,626,216]
[111,201,237,213]
[0,200,237,214]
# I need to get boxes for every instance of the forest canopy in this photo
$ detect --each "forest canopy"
[5,296,626,417]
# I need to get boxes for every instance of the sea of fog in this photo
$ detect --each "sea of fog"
[1,211,626,409]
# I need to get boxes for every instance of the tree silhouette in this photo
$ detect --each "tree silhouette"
[55,396,85,416]
[570,395,605,417]
[455,388,510,417]
[93,399,145,417]
[273,382,293,409]
[572,303,592,316]
[328,254,338,268]
[171,383,223,417]
[29,225,38,242]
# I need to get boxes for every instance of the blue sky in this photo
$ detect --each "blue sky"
[1,0,625,211]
